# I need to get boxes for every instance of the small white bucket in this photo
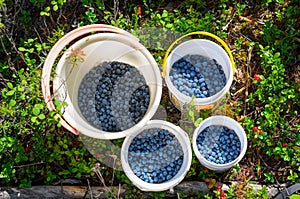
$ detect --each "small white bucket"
[192,116,247,172]
[164,33,234,111]
[121,120,192,192]
[53,31,162,139]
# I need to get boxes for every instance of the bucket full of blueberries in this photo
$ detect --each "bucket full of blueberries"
[164,33,234,111]
[192,116,247,172]
[121,120,192,191]
[53,26,162,140]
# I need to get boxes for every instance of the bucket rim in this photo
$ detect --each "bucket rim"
[164,39,234,106]
[53,32,162,140]
[121,120,192,191]
[192,115,248,170]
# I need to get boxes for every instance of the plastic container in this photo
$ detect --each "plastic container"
[46,25,162,139]
[192,116,247,172]
[163,32,234,111]
[121,120,192,192]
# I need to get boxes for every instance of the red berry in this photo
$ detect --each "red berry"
[220,192,226,199]
[96,153,101,159]
[258,129,263,134]
[254,74,262,81]
[282,143,288,147]
[135,6,142,16]
[253,126,258,131]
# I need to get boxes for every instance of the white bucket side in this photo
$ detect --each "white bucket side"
[192,116,247,172]
[165,39,233,109]
[121,120,192,192]
[54,33,162,140]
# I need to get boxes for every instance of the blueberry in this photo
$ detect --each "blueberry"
[197,125,241,164]
[169,55,226,99]
[128,128,184,184]
[78,61,150,132]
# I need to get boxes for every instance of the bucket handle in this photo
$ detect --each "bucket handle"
[41,24,139,135]
[162,31,236,78]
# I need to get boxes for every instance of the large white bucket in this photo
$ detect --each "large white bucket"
[52,29,162,139]
[121,120,192,191]
[192,116,247,172]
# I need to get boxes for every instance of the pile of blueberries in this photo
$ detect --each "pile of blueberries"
[196,125,241,164]
[169,54,227,98]
[128,128,184,184]
[78,61,150,132]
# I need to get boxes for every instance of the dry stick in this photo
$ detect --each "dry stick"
[91,163,117,199]
[43,18,51,36]
[0,35,9,56]
[44,50,83,108]
[113,0,119,21]
[34,26,43,46]
[13,161,44,168]
[57,9,63,25]
[243,44,254,117]
[239,16,259,26]
[117,184,121,199]
[222,11,236,31]
[3,30,27,67]
[110,155,117,187]
[232,86,246,96]
[87,179,93,199]
[10,0,20,36]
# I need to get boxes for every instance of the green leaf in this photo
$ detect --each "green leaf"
[274,52,280,58]
[188,110,195,120]
[7,82,13,89]
[162,10,168,18]
[194,118,203,128]
[32,108,40,116]
[45,6,51,12]
[6,90,15,96]
[38,114,45,120]
[31,117,37,123]
[35,104,44,109]
[59,170,70,175]
[9,99,16,107]
[166,23,172,28]
[17,86,24,92]
[71,168,78,173]
[290,194,300,199]
[18,47,26,51]
[53,4,58,11]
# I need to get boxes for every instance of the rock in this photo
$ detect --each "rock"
[0,190,10,199]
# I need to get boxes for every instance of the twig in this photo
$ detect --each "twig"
[91,163,117,199]
[243,44,254,117]
[110,155,117,187]
[87,179,93,199]
[238,16,262,26]
[113,0,119,21]
[0,35,9,56]
[232,86,246,96]
[222,11,236,31]
[117,184,121,199]
[3,30,27,66]
[239,32,253,42]
[13,161,44,168]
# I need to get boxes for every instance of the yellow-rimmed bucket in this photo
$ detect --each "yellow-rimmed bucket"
[163,32,235,111]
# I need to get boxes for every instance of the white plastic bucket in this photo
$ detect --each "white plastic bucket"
[53,32,162,140]
[164,39,233,110]
[121,120,192,192]
[192,116,247,172]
